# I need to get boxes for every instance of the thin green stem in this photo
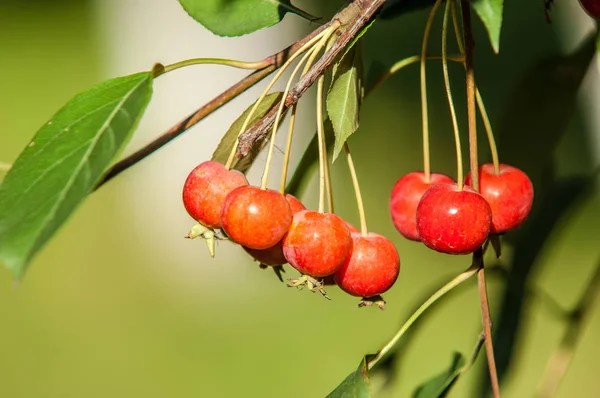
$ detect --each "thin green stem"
[451,1,500,175]
[365,54,464,97]
[421,0,444,182]
[280,105,298,193]
[261,42,324,189]
[316,74,326,213]
[152,58,270,78]
[344,142,368,236]
[224,28,331,170]
[0,162,11,171]
[367,262,480,370]
[442,0,464,189]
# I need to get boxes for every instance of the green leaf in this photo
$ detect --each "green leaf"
[470,0,504,53]
[343,19,376,59]
[327,43,363,162]
[178,0,318,37]
[212,92,283,173]
[326,357,371,398]
[413,353,465,398]
[0,72,153,278]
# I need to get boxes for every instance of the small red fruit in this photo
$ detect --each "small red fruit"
[390,172,454,241]
[465,164,534,233]
[182,160,248,228]
[221,186,292,250]
[416,184,492,254]
[282,211,352,277]
[334,232,400,298]
[243,194,306,266]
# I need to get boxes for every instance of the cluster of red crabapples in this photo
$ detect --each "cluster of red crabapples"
[182,160,400,309]
[389,164,534,254]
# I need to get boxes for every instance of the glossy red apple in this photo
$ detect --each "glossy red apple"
[243,194,306,266]
[282,211,352,277]
[334,232,400,298]
[221,186,292,250]
[182,160,248,228]
[390,172,455,241]
[465,164,534,233]
[416,183,492,254]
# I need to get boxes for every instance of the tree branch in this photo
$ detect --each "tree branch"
[95,20,333,189]
[235,0,387,157]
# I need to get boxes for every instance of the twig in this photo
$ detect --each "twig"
[94,21,333,189]
[460,0,501,395]
[235,0,387,157]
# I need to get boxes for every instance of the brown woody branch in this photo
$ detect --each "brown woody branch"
[235,0,387,157]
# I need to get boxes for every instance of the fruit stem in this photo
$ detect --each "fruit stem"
[344,142,368,237]
[367,262,480,371]
[279,27,337,194]
[316,74,327,213]
[442,0,464,190]
[262,30,333,189]
[477,255,502,398]
[451,2,500,175]
[224,28,332,170]
[151,57,270,79]
[460,0,479,192]
[420,0,444,182]
[365,54,465,97]
[279,105,298,193]
[0,161,11,172]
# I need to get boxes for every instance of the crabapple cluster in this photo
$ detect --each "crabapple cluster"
[389,164,533,255]
[182,160,400,308]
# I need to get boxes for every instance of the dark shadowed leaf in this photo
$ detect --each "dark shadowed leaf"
[212,92,283,173]
[470,0,504,53]
[0,72,153,278]
[413,353,465,398]
[327,43,363,161]
[178,0,317,37]
[326,357,371,398]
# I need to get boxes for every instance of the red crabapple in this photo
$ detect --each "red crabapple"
[390,172,454,241]
[416,183,492,255]
[465,164,533,233]
[221,186,292,250]
[182,160,248,229]
[282,211,352,277]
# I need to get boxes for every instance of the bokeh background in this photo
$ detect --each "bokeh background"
[1,0,599,397]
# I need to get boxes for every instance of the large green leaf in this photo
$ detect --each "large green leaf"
[470,0,504,53]
[211,92,283,173]
[326,357,371,398]
[178,0,317,37]
[327,43,363,162]
[0,72,153,278]
[413,353,465,398]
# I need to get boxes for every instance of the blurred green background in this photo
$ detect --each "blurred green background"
[1,0,599,397]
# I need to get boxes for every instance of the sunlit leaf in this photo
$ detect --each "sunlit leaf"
[470,0,504,53]
[413,353,465,398]
[327,43,363,162]
[0,72,153,278]
[212,92,283,173]
[326,357,371,398]
[178,0,318,37]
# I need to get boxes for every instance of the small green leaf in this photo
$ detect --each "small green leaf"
[470,0,504,53]
[212,92,283,173]
[0,72,153,278]
[327,43,363,162]
[326,357,371,398]
[413,353,465,398]
[178,0,318,37]
[343,19,376,58]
